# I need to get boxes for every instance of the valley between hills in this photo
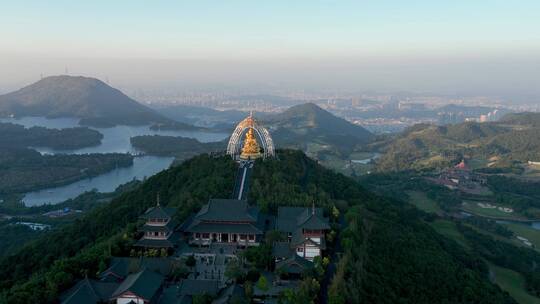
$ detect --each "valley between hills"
[1,76,540,303]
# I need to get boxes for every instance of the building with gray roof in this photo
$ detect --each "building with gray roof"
[135,203,179,250]
[276,253,314,278]
[110,268,164,303]
[183,199,270,247]
[60,277,119,304]
[275,206,330,261]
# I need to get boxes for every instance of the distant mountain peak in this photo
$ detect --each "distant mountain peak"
[266,102,374,153]
[40,75,103,83]
[0,75,171,127]
[276,102,372,133]
[283,102,327,114]
[22,75,111,93]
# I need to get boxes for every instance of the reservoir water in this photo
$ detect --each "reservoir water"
[0,117,229,206]
[23,156,174,206]
[1,117,227,154]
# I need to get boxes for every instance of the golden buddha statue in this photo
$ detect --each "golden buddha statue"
[240,128,262,160]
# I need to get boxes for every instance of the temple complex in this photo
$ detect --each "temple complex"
[432,159,488,193]
[62,111,332,304]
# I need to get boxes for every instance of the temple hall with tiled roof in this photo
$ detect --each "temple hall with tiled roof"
[182,198,270,246]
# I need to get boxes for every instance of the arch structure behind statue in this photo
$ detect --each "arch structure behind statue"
[226,114,275,160]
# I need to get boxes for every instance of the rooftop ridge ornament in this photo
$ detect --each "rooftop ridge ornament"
[227,112,275,160]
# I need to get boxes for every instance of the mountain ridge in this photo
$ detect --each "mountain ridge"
[265,103,374,156]
[0,75,171,127]
[268,102,373,140]
[499,112,540,126]
[374,117,540,171]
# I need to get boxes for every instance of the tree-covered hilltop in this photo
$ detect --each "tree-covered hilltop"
[0,182,141,260]
[374,118,540,172]
[0,150,515,303]
[250,151,516,303]
[0,75,171,127]
[132,103,376,169]
[0,148,133,194]
[329,205,516,304]
[0,122,102,150]
[498,112,540,127]
[358,170,540,302]
[0,153,238,303]
[266,103,374,156]
[130,135,226,159]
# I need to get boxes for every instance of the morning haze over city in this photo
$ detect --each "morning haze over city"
[1,2,540,304]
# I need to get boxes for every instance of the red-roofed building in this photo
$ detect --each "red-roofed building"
[454,160,469,170]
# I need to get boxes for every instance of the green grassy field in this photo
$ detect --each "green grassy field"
[462,201,523,220]
[430,220,470,249]
[490,263,540,304]
[320,154,374,176]
[465,186,494,196]
[466,223,524,248]
[407,191,442,214]
[522,163,540,178]
[468,157,489,170]
[501,222,540,250]
[526,207,540,219]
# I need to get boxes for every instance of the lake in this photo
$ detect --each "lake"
[22,156,174,206]
[0,116,229,206]
[0,116,227,154]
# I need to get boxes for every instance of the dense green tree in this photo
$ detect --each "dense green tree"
[329,205,516,304]
[0,150,518,303]
[225,259,245,282]
[458,224,540,296]
[0,154,236,302]
[185,255,197,268]
[279,278,320,304]
[256,275,269,291]
[0,122,102,150]
[0,148,133,194]
[242,244,272,270]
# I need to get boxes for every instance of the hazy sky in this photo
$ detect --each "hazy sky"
[1,1,539,100]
